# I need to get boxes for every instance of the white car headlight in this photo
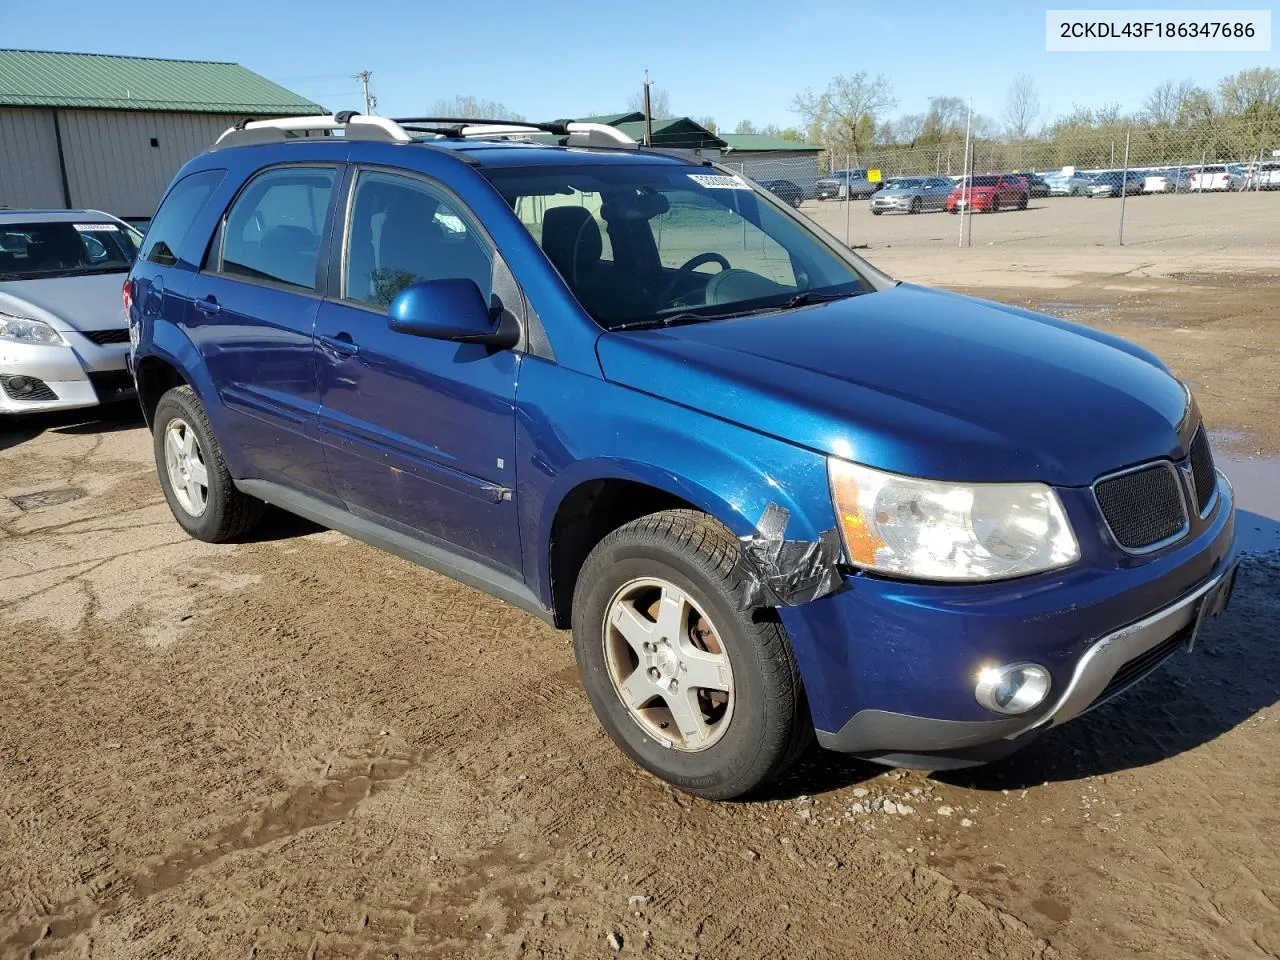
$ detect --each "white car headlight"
[828,458,1079,581]
[0,312,67,346]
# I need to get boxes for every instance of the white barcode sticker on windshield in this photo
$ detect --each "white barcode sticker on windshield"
[688,174,750,190]
[73,223,118,232]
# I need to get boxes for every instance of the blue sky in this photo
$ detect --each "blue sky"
[6,0,1276,128]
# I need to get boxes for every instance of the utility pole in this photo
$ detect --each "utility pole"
[354,70,375,115]
[642,69,653,147]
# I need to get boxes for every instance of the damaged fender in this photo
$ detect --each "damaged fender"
[735,502,846,609]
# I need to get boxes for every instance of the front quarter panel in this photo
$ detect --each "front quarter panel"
[515,356,837,610]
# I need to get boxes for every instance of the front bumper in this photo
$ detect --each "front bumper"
[780,473,1237,766]
[0,334,132,414]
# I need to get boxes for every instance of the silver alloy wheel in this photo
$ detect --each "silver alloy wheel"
[163,418,210,517]
[602,577,734,752]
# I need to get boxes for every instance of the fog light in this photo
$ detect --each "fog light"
[8,376,31,395]
[975,663,1051,715]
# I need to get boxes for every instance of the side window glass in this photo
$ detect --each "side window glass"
[142,169,225,267]
[216,167,336,292]
[343,170,493,309]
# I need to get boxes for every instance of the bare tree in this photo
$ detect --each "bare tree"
[791,72,896,154]
[627,85,671,119]
[734,119,758,135]
[692,115,718,134]
[429,96,523,120]
[1002,73,1041,139]
[888,112,926,146]
[1143,79,1202,126]
[1218,67,1280,117]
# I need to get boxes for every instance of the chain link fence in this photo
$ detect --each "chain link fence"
[723,117,1280,249]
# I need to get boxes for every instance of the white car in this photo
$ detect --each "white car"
[0,210,142,414]
[1188,164,1247,192]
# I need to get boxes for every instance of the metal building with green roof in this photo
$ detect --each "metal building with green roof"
[0,49,323,218]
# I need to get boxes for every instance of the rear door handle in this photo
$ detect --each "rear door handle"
[318,332,360,358]
[194,296,221,317]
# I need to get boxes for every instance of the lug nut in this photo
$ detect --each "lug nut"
[668,679,679,693]
[647,667,660,682]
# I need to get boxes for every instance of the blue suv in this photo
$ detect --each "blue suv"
[127,114,1237,799]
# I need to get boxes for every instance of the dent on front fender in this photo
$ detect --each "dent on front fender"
[513,358,840,610]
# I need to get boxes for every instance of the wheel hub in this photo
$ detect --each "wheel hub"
[645,640,682,688]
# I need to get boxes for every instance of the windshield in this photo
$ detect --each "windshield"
[957,175,1001,187]
[484,164,870,330]
[0,221,140,281]
[886,178,924,190]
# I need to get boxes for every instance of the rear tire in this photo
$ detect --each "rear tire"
[571,510,810,800]
[152,385,263,543]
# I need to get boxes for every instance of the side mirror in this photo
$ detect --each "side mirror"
[387,279,518,349]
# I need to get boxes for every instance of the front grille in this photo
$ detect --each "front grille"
[81,328,131,345]
[0,375,58,402]
[1098,621,1192,703]
[87,369,136,401]
[1188,428,1217,514]
[1094,463,1188,551]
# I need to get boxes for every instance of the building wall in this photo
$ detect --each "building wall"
[59,110,241,219]
[0,108,66,209]
[0,108,242,219]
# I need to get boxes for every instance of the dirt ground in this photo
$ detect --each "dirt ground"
[2,239,1279,959]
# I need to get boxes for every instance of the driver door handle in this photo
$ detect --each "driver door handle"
[194,296,221,317]
[318,332,360,358]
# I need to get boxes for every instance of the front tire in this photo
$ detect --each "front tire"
[571,510,810,800]
[153,385,263,543]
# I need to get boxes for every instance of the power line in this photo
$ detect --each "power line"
[353,70,376,115]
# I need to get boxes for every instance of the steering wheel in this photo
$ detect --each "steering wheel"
[657,252,732,306]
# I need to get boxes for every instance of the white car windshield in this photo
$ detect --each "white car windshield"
[0,221,141,281]
[485,164,871,330]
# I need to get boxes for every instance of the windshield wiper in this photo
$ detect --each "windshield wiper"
[609,311,738,333]
[782,290,862,308]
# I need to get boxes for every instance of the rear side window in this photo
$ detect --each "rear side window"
[214,166,337,292]
[142,169,225,267]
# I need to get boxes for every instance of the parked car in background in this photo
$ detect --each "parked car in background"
[1244,161,1280,190]
[1144,169,1193,193]
[945,174,1030,213]
[1189,164,1247,191]
[1067,173,1099,196]
[0,209,142,414]
[1086,170,1145,198]
[1043,172,1072,196]
[1018,174,1051,198]
[759,179,804,208]
[869,176,954,214]
[815,169,881,200]
[130,112,1238,800]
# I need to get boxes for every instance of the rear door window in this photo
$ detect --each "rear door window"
[142,169,225,267]
[212,166,337,292]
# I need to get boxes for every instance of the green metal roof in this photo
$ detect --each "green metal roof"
[578,112,645,125]
[0,49,324,115]
[720,134,822,153]
[612,117,726,150]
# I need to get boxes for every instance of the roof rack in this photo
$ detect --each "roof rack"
[211,112,640,150]
[392,117,638,148]
[212,112,412,149]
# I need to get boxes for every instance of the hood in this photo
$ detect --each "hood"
[595,284,1192,486]
[0,272,128,332]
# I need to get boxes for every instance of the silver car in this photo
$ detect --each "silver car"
[0,210,142,414]
[869,177,954,214]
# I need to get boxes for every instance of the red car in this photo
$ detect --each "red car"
[945,174,1029,213]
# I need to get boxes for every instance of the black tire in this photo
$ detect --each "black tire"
[1017,195,1028,210]
[152,385,263,543]
[871,208,883,216]
[571,509,810,800]
[989,195,1001,213]
[909,197,921,214]
[790,194,803,209]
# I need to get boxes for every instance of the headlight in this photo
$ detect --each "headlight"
[828,458,1079,581]
[0,313,67,346]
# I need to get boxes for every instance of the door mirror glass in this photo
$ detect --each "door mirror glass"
[388,279,517,348]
